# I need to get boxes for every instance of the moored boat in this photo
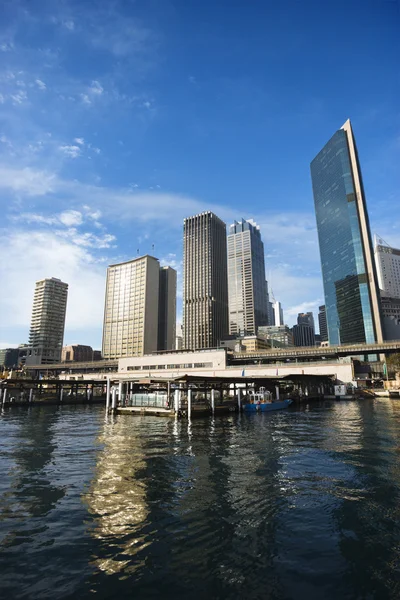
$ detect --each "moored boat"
[243,398,293,412]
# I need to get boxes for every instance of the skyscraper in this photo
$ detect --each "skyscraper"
[318,305,328,342]
[310,119,383,345]
[102,255,177,359]
[158,266,177,351]
[227,218,268,336]
[292,323,315,347]
[183,211,229,349]
[26,277,68,365]
[374,237,400,299]
[273,300,284,326]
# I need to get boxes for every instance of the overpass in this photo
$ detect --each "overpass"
[230,340,400,364]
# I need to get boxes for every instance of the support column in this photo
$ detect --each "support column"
[237,388,241,411]
[275,385,280,401]
[174,389,179,413]
[3,388,7,403]
[0,388,2,403]
[60,386,63,403]
[211,389,215,414]
[111,387,117,412]
[187,389,192,419]
[29,388,33,403]
[106,378,110,411]
[118,381,123,406]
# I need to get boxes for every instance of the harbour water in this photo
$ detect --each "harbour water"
[1,400,400,599]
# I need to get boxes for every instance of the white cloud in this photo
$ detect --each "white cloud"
[0,42,14,52]
[89,80,103,95]
[59,210,83,227]
[10,90,28,105]
[0,229,106,336]
[59,144,81,158]
[80,93,91,105]
[64,20,75,31]
[74,137,85,145]
[35,79,46,90]
[0,166,57,195]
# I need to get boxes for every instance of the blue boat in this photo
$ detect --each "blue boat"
[243,399,293,412]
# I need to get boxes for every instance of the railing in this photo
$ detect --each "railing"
[125,393,168,408]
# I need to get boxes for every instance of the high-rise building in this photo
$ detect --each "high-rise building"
[227,218,268,336]
[158,266,177,351]
[273,300,284,326]
[318,305,328,342]
[374,237,400,300]
[102,255,177,359]
[183,211,229,349]
[297,312,315,328]
[26,277,68,365]
[265,281,275,326]
[310,119,383,345]
[292,323,315,347]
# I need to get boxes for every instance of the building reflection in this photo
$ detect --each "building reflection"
[82,416,150,576]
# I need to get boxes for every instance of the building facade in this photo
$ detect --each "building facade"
[158,266,177,351]
[183,212,229,349]
[61,345,101,362]
[311,119,383,345]
[374,238,400,299]
[0,348,19,369]
[25,277,68,366]
[258,325,294,347]
[227,219,269,336]
[318,305,328,342]
[380,296,400,341]
[292,323,315,347]
[102,255,177,360]
[273,301,284,326]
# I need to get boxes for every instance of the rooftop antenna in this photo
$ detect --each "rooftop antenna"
[137,248,140,256]
[152,243,155,255]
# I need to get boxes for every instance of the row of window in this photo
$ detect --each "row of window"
[127,362,214,371]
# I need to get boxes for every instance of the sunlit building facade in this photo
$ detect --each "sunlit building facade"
[227,219,269,336]
[310,119,383,345]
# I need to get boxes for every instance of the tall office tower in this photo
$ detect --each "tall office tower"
[26,277,68,365]
[374,237,400,299]
[265,281,275,325]
[183,211,229,349]
[310,119,383,345]
[227,218,269,336]
[102,255,176,359]
[297,312,315,328]
[292,323,315,347]
[318,305,328,342]
[158,266,177,351]
[273,300,284,326]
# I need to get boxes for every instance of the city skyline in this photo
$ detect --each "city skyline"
[0,1,399,349]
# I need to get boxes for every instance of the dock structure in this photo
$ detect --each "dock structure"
[0,379,106,406]
[103,373,335,418]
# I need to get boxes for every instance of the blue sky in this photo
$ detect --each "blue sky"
[0,0,399,349]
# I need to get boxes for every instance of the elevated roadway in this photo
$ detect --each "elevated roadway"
[230,340,400,364]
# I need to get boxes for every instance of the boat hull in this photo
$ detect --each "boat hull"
[243,399,293,412]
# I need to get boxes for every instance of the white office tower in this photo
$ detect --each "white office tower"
[26,277,68,365]
[374,236,400,340]
[273,300,284,326]
[102,255,177,359]
[227,219,269,336]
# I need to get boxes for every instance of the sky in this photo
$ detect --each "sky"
[0,0,399,350]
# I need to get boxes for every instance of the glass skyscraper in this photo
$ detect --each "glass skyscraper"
[310,119,383,345]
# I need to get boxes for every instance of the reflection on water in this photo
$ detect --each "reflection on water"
[1,400,400,599]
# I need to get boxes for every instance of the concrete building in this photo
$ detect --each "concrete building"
[293,323,315,347]
[102,255,176,359]
[158,266,177,351]
[374,237,400,299]
[273,301,284,327]
[311,119,383,345]
[258,325,294,347]
[380,296,400,341]
[318,305,328,342]
[297,312,315,328]
[220,335,271,353]
[61,345,101,362]
[183,211,229,350]
[0,348,19,369]
[26,277,68,365]
[227,219,269,336]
